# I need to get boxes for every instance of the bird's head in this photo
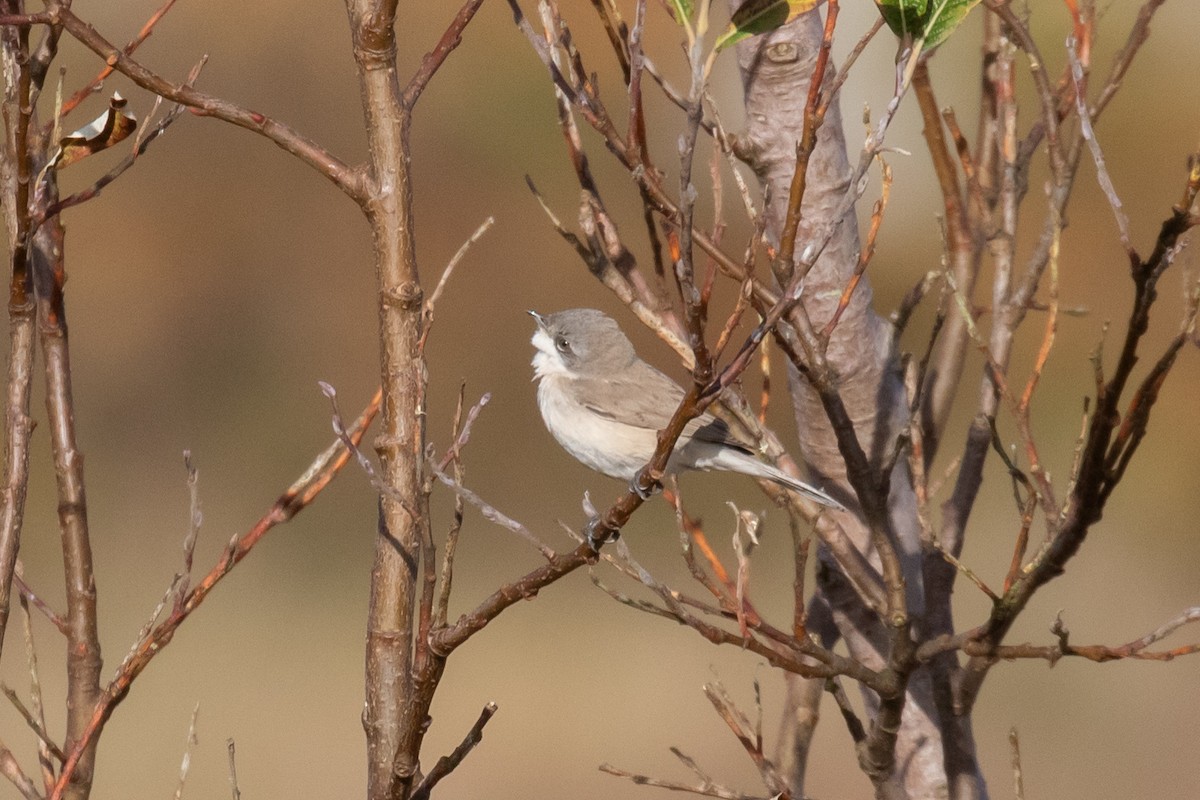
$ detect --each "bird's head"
[529,308,637,380]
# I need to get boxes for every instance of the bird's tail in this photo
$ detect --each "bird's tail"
[732,453,847,511]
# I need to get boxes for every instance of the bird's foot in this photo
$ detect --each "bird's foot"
[585,516,618,551]
[630,468,662,500]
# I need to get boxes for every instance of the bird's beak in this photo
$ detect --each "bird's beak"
[527,310,546,329]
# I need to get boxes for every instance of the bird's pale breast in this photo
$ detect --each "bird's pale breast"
[536,375,655,481]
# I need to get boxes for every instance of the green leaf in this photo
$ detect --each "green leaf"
[669,0,694,25]
[920,0,982,49]
[874,0,928,40]
[714,0,820,52]
[875,0,980,48]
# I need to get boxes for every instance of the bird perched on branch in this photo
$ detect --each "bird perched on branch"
[529,308,844,511]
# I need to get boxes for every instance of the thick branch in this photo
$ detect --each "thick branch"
[344,2,435,798]
[33,212,102,800]
[0,0,36,676]
[729,5,941,794]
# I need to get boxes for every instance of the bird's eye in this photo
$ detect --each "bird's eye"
[555,335,570,353]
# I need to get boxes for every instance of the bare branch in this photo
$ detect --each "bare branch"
[1067,37,1132,255]
[402,0,488,108]
[18,590,54,793]
[1009,727,1025,800]
[33,56,203,231]
[11,572,65,635]
[52,8,362,199]
[0,740,41,800]
[172,703,201,800]
[428,464,555,560]
[704,681,790,798]
[226,740,241,800]
[177,451,201,605]
[60,0,180,118]
[411,702,498,800]
[599,762,766,800]
[427,216,494,314]
[0,683,65,762]
[429,541,597,655]
[49,388,381,799]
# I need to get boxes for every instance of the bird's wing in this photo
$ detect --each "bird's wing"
[686,414,754,454]
[578,362,752,454]
[576,362,680,429]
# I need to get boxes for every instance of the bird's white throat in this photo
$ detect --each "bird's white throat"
[530,328,571,381]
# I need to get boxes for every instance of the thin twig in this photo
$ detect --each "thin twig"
[177,451,201,604]
[930,543,998,603]
[599,762,765,800]
[33,55,206,232]
[1067,36,1132,255]
[0,741,41,800]
[53,7,361,199]
[319,382,420,518]
[172,703,201,800]
[49,389,382,800]
[434,386,468,628]
[703,680,789,798]
[0,684,65,762]
[19,589,54,793]
[226,740,241,800]
[820,158,892,339]
[427,216,494,313]
[60,0,180,117]
[428,463,555,560]
[1009,727,1025,800]
[403,0,488,108]
[11,572,65,635]
[411,702,498,800]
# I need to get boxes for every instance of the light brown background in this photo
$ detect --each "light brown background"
[1,1,1198,797]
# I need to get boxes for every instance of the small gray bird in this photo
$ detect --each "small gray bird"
[530,308,844,510]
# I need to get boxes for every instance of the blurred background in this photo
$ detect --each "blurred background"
[1,1,1198,797]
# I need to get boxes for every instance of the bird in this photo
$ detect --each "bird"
[529,308,845,511]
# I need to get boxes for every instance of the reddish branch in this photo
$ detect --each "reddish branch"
[606,537,883,684]
[33,59,203,233]
[518,0,917,702]
[705,681,790,797]
[0,1,612,798]
[820,160,891,340]
[962,170,1200,664]
[429,541,596,653]
[47,6,363,200]
[775,0,840,278]
[917,607,1200,666]
[49,389,382,800]
[402,0,487,108]
[60,0,179,118]
[899,2,1180,736]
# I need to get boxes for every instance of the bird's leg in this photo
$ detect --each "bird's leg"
[630,466,662,500]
